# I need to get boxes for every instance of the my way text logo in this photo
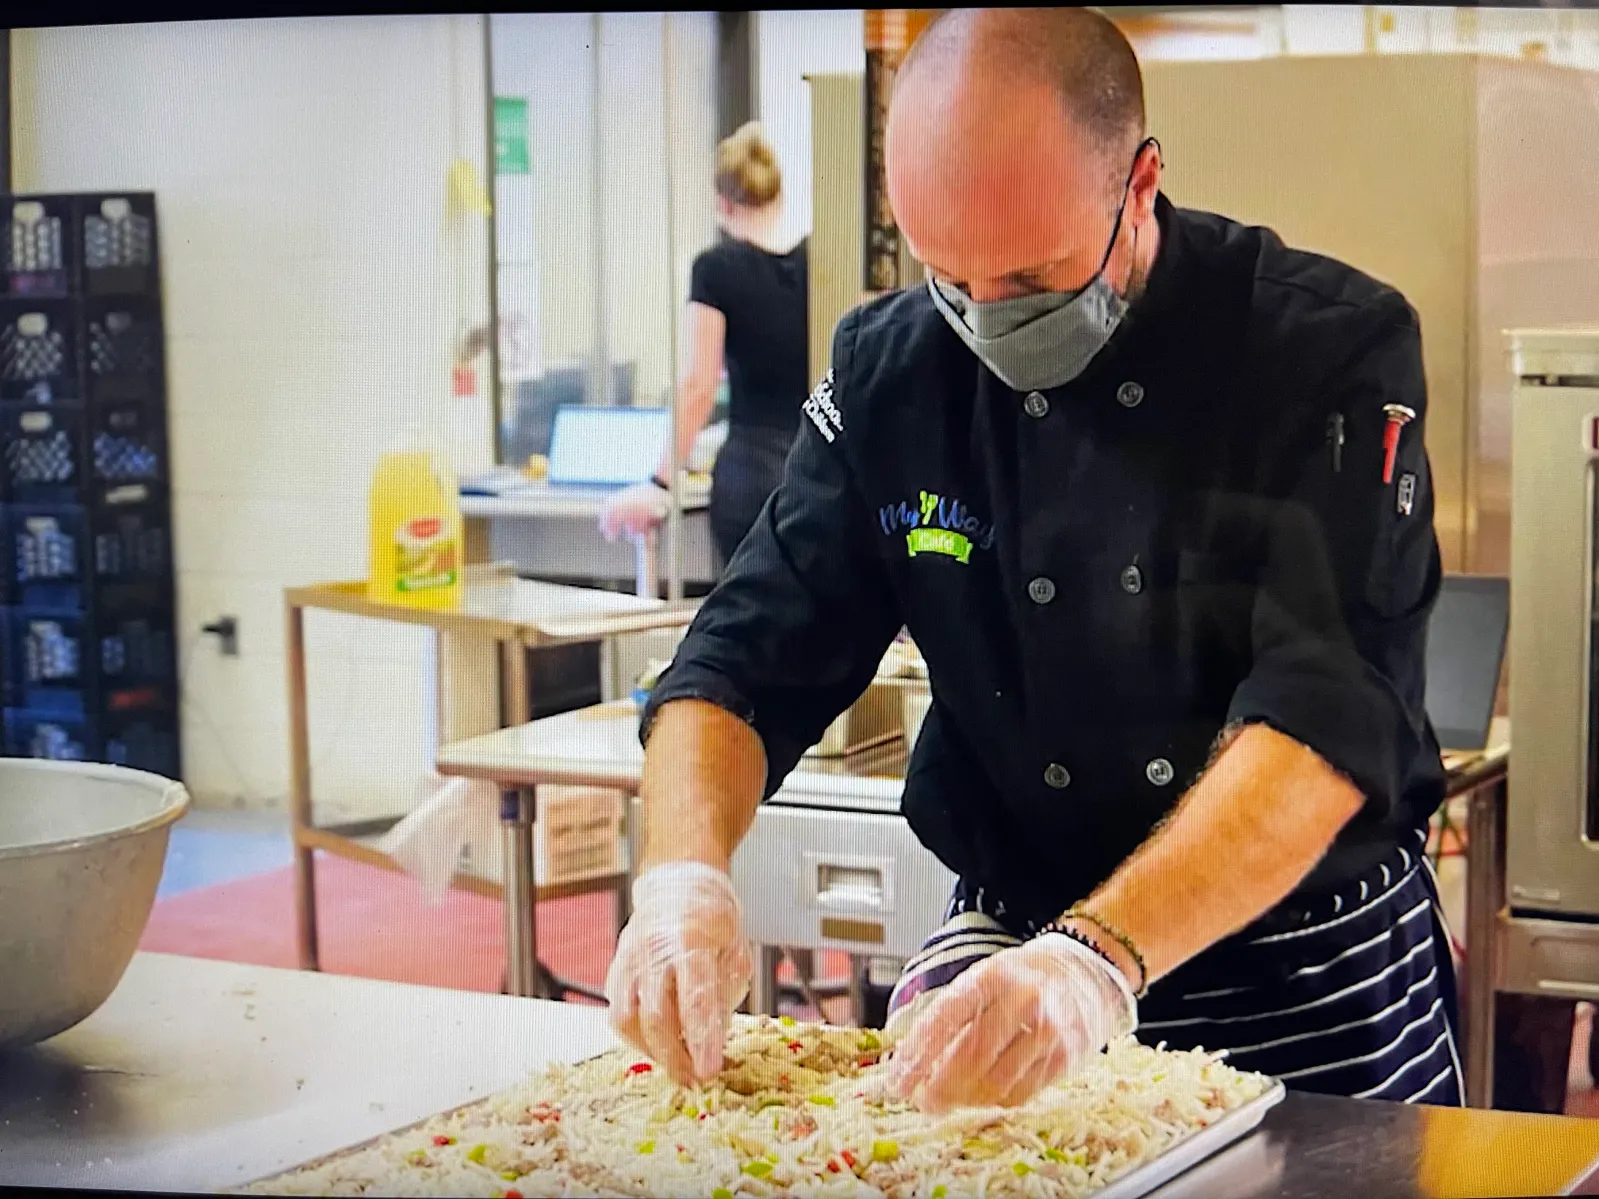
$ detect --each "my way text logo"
[879,490,997,565]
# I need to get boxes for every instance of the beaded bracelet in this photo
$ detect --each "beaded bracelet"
[1042,908,1149,999]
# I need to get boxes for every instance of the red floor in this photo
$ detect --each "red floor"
[139,851,851,1014]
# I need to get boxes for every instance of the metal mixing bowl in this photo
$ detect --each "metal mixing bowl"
[0,759,190,1048]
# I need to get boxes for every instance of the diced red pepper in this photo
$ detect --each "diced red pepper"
[858,1057,875,1067]
[698,1112,710,1120]
[505,1191,524,1199]
[840,1150,857,1169]
[627,1062,653,1075]
[827,1160,842,1174]
[787,1040,804,1052]
[431,1135,454,1146]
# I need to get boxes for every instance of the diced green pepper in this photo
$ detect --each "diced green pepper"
[405,1150,428,1166]
[682,1104,698,1118]
[636,1141,655,1155]
[713,1190,734,1199]
[466,1144,488,1165]
[779,1015,797,1027]
[742,1160,774,1178]
[932,1187,948,1199]
[757,1096,786,1110]
[872,1140,899,1163]
[1013,1161,1034,1176]
[500,1170,519,1181]
[807,1094,836,1107]
[857,1030,882,1052]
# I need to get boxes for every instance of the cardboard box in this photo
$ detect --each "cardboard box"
[457,785,626,888]
[534,785,626,887]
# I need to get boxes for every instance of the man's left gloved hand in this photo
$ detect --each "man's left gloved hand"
[886,932,1138,1113]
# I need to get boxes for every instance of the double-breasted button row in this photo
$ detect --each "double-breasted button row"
[1041,757,1176,792]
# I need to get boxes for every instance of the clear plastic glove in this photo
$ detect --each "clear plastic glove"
[599,481,671,542]
[604,861,753,1085]
[886,933,1138,1113]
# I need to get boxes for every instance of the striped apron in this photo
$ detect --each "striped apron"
[886,828,1463,1105]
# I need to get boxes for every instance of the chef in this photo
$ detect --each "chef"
[605,6,1459,1115]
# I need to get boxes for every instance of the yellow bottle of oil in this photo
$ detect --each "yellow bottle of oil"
[367,425,464,610]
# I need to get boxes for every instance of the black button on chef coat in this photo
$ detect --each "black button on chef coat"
[641,193,1445,929]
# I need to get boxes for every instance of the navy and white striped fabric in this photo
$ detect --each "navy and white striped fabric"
[886,828,1463,1105]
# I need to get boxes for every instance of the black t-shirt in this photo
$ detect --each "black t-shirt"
[689,237,809,436]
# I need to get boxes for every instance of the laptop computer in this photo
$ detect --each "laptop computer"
[545,406,671,490]
[1424,574,1509,752]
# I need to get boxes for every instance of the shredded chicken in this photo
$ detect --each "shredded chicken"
[241,1016,1273,1198]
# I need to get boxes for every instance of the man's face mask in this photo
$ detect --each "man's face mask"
[929,138,1157,393]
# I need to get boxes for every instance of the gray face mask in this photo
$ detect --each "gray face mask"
[929,140,1153,393]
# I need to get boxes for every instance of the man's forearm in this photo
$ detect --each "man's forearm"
[1063,724,1365,989]
[638,699,768,874]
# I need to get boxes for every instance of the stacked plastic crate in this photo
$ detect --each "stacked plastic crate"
[0,193,179,778]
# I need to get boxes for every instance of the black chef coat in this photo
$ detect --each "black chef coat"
[641,192,1446,930]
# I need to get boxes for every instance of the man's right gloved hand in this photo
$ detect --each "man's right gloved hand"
[603,861,753,1085]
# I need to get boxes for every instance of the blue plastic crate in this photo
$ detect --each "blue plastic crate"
[2,491,172,611]
[80,194,158,298]
[5,707,91,762]
[4,606,175,716]
[90,401,167,486]
[2,403,86,503]
[85,296,163,403]
[0,298,79,403]
[4,503,89,608]
[5,196,77,299]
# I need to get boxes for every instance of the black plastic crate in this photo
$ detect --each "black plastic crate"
[0,298,78,403]
[90,400,167,486]
[1,402,86,503]
[103,707,180,778]
[5,196,76,298]
[4,705,179,777]
[4,606,175,716]
[2,490,172,611]
[79,194,158,297]
[85,296,163,403]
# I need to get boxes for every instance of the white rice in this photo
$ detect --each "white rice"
[242,1016,1271,1198]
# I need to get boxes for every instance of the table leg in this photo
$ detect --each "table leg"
[750,945,782,1015]
[286,599,319,972]
[502,788,547,999]
[1465,776,1507,1108]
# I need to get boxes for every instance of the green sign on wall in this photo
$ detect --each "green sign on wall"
[494,97,530,176]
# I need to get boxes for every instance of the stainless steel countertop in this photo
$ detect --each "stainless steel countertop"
[2,952,1597,1197]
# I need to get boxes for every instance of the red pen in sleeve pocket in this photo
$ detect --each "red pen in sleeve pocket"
[1381,404,1416,484]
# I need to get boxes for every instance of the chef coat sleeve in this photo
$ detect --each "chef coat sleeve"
[638,309,904,798]
[1225,293,1443,818]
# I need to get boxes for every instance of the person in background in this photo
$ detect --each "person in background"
[600,122,810,568]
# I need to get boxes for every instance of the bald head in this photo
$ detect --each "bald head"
[899,8,1145,170]
[885,8,1160,304]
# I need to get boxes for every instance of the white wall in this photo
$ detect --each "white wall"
[754,10,864,252]
[491,12,716,408]
[11,16,491,819]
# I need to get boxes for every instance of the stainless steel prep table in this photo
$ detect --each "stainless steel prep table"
[284,571,694,1002]
[440,704,1514,1099]
[4,952,1599,1197]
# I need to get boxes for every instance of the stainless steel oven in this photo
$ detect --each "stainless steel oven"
[1507,328,1599,917]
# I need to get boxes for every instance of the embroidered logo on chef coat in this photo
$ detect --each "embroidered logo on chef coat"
[803,369,843,443]
[879,490,996,564]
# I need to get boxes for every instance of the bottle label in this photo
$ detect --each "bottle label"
[394,515,457,592]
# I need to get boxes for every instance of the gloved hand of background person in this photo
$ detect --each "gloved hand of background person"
[886,932,1138,1113]
[604,861,753,1085]
[599,481,672,542]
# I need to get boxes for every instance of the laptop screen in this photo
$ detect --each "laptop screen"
[1424,574,1509,752]
[546,406,670,487]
